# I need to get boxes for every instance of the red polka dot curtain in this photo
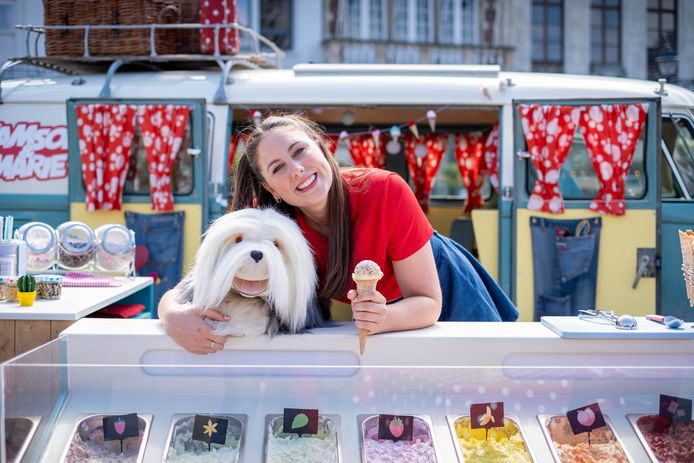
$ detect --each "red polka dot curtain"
[454,131,488,214]
[403,133,449,213]
[484,123,500,192]
[346,133,388,169]
[519,104,580,214]
[578,104,648,215]
[76,104,137,211]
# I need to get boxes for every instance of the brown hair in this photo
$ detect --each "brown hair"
[231,114,351,317]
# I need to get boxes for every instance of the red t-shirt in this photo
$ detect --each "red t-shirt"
[296,169,434,303]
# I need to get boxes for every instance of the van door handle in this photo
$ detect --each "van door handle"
[632,255,651,289]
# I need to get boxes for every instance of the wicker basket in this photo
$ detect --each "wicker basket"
[44,0,199,56]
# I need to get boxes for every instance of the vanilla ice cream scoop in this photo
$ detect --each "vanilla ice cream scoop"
[352,260,383,356]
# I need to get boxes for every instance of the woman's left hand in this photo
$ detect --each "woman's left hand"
[347,288,388,334]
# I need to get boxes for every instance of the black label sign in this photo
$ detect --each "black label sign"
[470,402,505,429]
[566,403,606,435]
[659,394,692,423]
[102,413,139,441]
[192,415,228,445]
[283,408,319,435]
[377,414,414,442]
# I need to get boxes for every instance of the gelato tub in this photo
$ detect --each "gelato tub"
[60,414,151,463]
[627,413,694,463]
[448,415,533,462]
[263,414,342,463]
[164,413,247,462]
[359,414,439,463]
[4,416,41,463]
[539,414,632,463]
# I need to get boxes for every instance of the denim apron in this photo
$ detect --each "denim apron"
[125,211,185,312]
[431,231,519,322]
[529,217,602,321]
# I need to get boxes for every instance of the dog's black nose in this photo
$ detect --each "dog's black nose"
[250,250,263,262]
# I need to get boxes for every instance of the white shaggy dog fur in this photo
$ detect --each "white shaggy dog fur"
[177,208,323,337]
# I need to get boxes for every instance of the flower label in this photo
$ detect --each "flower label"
[192,415,228,445]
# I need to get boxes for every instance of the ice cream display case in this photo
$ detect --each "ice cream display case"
[2,318,694,462]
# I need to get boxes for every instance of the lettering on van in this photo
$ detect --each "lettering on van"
[0,122,68,181]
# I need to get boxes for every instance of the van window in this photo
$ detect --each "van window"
[123,119,194,195]
[525,126,647,200]
[662,116,694,197]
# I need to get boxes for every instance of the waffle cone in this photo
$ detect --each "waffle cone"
[352,269,383,356]
[678,230,694,306]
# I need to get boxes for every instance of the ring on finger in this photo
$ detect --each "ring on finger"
[210,340,214,350]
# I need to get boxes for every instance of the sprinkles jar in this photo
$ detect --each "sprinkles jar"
[36,275,63,300]
[95,225,135,274]
[57,222,95,270]
[0,276,6,301]
[18,222,58,272]
[4,277,18,303]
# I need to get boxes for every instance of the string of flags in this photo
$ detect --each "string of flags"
[246,105,452,157]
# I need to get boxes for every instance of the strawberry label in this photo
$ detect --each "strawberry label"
[102,413,139,441]
[567,403,606,434]
[377,414,414,441]
[283,408,319,435]
[470,402,505,429]
[192,415,229,445]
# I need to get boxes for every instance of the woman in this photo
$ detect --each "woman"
[158,114,517,354]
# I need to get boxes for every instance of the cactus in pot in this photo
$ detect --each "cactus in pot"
[17,274,37,306]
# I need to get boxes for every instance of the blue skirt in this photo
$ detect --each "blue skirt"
[431,231,518,322]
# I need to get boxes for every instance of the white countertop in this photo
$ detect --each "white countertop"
[0,276,152,321]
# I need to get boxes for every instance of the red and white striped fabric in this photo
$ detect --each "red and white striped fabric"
[484,123,500,191]
[137,105,191,211]
[346,133,388,169]
[76,104,137,211]
[454,131,487,214]
[519,104,581,214]
[578,104,648,215]
[403,133,449,212]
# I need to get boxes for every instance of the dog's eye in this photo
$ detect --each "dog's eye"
[235,235,243,243]
[273,240,280,249]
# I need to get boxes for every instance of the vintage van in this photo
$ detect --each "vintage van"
[1,44,693,321]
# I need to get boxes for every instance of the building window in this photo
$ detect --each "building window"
[590,0,622,74]
[0,2,14,31]
[438,0,474,44]
[260,0,292,50]
[647,0,677,80]
[332,0,474,44]
[531,0,564,73]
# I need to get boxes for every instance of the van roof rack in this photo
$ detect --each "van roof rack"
[1,23,284,103]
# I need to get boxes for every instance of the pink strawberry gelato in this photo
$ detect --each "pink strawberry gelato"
[636,415,694,463]
[545,415,628,463]
[64,416,145,463]
[362,415,437,463]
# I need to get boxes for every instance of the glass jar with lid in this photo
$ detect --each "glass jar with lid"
[18,222,58,272]
[57,221,95,270]
[36,275,63,300]
[95,224,135,274]
[4,276,18,303]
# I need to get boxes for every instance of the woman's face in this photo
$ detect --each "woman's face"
[256,126,333,216]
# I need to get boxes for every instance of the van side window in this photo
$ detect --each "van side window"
[525,126,647,200]
[123,119,194,195]
[662,116,694,198]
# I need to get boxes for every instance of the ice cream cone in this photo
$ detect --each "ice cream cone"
[352,260,383,356]
[678,230,694,307]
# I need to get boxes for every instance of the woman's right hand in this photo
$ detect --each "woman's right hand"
[158,289,229,355]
